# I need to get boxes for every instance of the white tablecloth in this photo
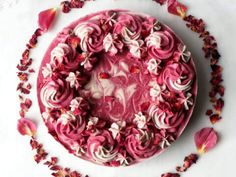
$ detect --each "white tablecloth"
[0,0,236,176]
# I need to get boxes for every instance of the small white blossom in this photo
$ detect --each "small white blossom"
[129,40,144,58]
[149,82,165,101]
[42,63,53,78]
[109,121,126,139]
[87,117,99,128]
[147,58,161,75]
[66,71,81,89]
[133,112,147,129]
[116,153,130,166]
[182,93,194,110]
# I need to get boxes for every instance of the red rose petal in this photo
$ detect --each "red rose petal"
[38,8,57,32]
[130,65,140,74]
[194,127,218,154]
[210,114,222,124]
[17,118,37,137]
[167,0,188,18]
[99,72,110,79]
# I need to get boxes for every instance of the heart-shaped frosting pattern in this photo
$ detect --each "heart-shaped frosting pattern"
[37,10,197,166]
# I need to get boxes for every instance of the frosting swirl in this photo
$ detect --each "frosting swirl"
[40,77,74,108]
[55,111,85,143]
[146,31,175,60]
[161,62,194,92]
[125,129,157,159]
[74,22,104,52]
[113,13,142,43]
[148,103,184,129]
[87,130,118,163]
[50,43,78,71]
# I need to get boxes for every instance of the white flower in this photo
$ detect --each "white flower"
[103,33,118,55]
[108,121,126,139]
[149,82,165,101]
[129,40,144,58]
[69,97,84,111]
[133,112,147,129]
[178,44,191,62]
[116,153,130,166]
[42,63,53,78]
[160,134,174,149]
[146,32,161,48]
[147,58,161,75]
[87,117,99,128]
[181,93,193,110]
[66,71,81,89]
[150,21,161,33]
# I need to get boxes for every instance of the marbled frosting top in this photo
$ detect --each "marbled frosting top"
[37,10,197,167]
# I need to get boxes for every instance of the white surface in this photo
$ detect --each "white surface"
[0,0,236,176]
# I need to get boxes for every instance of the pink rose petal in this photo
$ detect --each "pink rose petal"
[194,127,218,154]
[17,118,37,137]
[38,8,57,32]
[167,0,188,18]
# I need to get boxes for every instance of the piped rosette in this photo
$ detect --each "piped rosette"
[37,10,197,167]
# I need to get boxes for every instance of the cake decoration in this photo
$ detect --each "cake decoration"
[16,0,225,176]
[37,10,197,166]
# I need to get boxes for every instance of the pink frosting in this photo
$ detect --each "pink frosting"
[125,129,157,159]
[74,21,104,53]
[113,13,142,43]
[146,30,175,60]
[50,43,79,71]
[40,77,74,108]
[55,112,85,143]
[87,130,118,163]
[148,103,185,129]
[161,62,194,92]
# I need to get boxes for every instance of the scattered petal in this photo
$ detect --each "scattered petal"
[17,118,37,137]
[167,0,188,18]
[161,173,180,177]
[38,8,57,32]
[176,153,198,172]
[210,114,222,124]
[194,127,218,154]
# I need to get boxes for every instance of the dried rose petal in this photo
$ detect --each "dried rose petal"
[161,173,180,177]
[167,0,187,18]
[153,0,167,5]
[194,127,218,154]
[17,118,37,136]
[38,8,57,32]
[130,65,140,74]
[99,72,110,79]
[210,114,222,124]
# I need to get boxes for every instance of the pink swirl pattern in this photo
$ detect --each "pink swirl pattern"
[74,22,104,52]
[125,129,158,159]
[149,103,185,129]
[87,130,118,163]
[55,111,85,143]
[146,30,175,59]
[40,78,74,108]
[161,62,194,92]
[113,13,142,43]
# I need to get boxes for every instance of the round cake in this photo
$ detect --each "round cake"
[37,10,197,167]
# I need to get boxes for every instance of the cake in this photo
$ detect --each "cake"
[37,10,197,166]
